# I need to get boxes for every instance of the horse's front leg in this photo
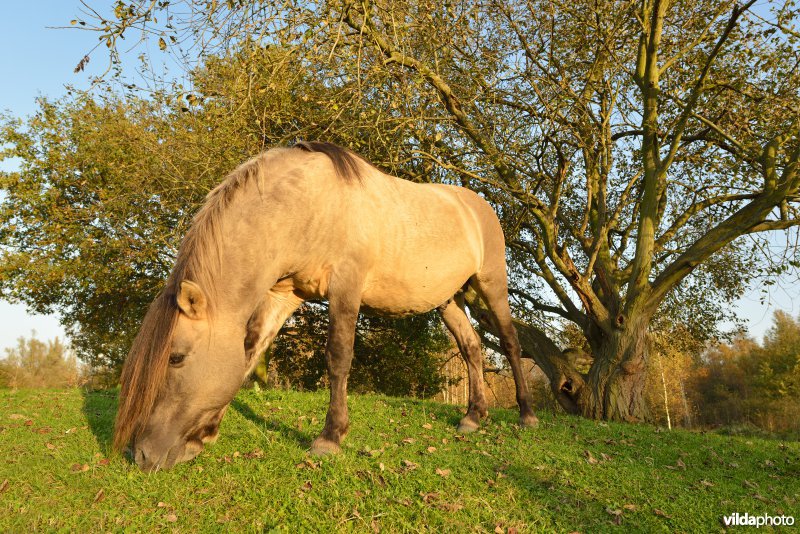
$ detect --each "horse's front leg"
[310,272,362,455]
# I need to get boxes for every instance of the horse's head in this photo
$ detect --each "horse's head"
[116,281,248,471]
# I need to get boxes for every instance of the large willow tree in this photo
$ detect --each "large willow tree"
[5,0,800,420]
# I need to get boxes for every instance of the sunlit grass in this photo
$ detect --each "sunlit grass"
[1,388,797,532]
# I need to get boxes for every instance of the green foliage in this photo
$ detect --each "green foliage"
[351,312,451,397]
[269,306,450,398]
[0,97,206,368]
[1,388,798,531]
[0,334,80,388]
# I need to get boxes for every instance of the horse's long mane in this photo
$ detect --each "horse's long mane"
[113,142,363,451]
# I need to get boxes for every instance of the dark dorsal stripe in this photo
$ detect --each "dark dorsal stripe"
[293,141,363,181]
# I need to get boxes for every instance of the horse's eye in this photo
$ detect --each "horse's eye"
[169,353,186,366]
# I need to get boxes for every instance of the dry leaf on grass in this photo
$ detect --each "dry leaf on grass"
[401,459,418,472]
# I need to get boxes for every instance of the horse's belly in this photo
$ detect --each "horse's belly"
[360,262,475,316]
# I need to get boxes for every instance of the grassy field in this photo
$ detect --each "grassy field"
[0,388,798,532]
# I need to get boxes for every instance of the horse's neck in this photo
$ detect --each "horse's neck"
[201,198,285,326]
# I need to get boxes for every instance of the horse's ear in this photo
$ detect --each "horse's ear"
[177,281,207,320]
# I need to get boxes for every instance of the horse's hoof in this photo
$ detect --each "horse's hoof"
[457,418,480,434]
[310,438,341,456]
[519,413,539,428]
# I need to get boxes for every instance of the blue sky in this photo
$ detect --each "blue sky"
[0,1,797,354]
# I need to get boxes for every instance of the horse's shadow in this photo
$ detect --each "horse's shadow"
[79,388,314,456]
[80,388,118,453]
[80,387,469,456]
[230,397,314,450]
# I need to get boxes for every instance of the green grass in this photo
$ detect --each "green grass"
[0,388,798,532]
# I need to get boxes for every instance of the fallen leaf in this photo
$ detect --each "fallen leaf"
[0,479,8,493]
[300,481,313,492]
[244,449,264,459]
[24,420,33,426]
[45,443,56,450]
[422,423,433,430]
[70,463,89,473]
[402,459,418,471]
[623,504,638,511]
[93,489,105,503]
[97,458,110,466]
[379,463,385,471]
[420,491,439,503]
[402,437,415,445]
[166,513,177,523]
[585,450,599,465]
[676,458,686,470]
[653,508,671,519]
[435,468,451,477]
[296,459,320,470]
[157,501,168,508]
[8,414,25,420]
[426,446,437,454]
[438,501,464,512]
[743,479,758,489]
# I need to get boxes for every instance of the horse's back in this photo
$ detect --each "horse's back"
[354,172,504,315]
[266,148,507,314]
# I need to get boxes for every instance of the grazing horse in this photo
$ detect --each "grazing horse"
[114,142,538,471]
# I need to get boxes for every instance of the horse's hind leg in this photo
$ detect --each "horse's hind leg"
[471,273,539,428]
[310,270,362,456]
[438,293,488,433]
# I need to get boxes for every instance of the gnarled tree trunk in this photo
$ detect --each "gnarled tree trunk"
[578,318,650,421]
[466,288,651,422]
